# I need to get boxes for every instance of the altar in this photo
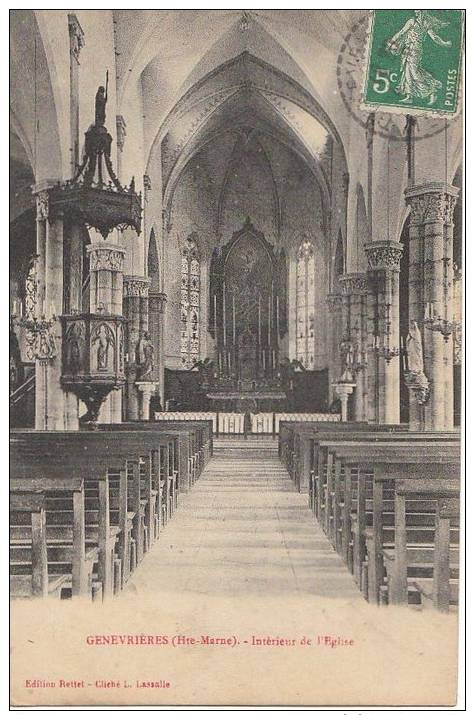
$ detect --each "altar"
[207,219,288,410]
[165,220,329,414]
[206,377,287,413]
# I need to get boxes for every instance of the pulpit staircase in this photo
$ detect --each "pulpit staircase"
[10,374,35,427]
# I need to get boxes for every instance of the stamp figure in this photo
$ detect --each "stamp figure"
[362,10,464,116]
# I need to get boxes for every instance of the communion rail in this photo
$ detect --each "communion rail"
[154,411,340,435]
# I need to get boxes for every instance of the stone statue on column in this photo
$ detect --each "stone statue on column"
[136,331,154,380]
[404,320,430,405]
[406,320,424,374]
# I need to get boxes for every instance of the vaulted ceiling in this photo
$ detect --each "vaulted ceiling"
[159,53,335,214]
[115,10,363,177]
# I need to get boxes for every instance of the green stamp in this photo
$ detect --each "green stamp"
[361,10,464,116]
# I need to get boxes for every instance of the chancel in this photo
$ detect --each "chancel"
[9,8,462,646]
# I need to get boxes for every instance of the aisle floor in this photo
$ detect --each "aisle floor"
[126,439,362,600]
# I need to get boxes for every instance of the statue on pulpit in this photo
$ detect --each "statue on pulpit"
[93,324,112,370]
[95,72,108,127]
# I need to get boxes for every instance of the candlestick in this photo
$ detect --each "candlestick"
[213,294,217,341]
[271,282,274,329]
[223,281,226,346]
[276,295,280,337]
[232,294,236,343]
[268,295,271,345]
[258,295,261,345]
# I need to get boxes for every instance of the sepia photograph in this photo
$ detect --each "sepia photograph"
[9,8,464,708]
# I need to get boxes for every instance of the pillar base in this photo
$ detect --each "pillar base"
[332,380,356,422]
[136,381,159,421]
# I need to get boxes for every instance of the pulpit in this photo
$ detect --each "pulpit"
[60,312,126,424]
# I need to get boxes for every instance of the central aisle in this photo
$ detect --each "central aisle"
[127,437,361,600]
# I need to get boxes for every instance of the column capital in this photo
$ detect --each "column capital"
[150,291,167,313]
[68,13,85,62]
[326,292,344,308]
[365,240,403,271]
[87,243,126,272]
[123,275,151,298]
[136,381,159,394]
[339,272,368,295]
[405,182,459,225]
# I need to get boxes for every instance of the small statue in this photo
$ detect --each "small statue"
[95,71,108,127]
[406,320,424,374]
[94,324,111,370]
[136,331,154,379]
[345,343,354,369]
[290,358,306,373]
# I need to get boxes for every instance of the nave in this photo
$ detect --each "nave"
[126,437,360,600]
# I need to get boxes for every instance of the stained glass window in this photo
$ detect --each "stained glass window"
[180,236,200,368]
[296,239,315,368]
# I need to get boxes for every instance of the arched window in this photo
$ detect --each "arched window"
[180,235,200,368]
[296,239,315,368]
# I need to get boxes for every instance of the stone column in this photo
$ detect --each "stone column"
[88,244,126,423]
[365,241,403,425]
[136,382,156,421]
[68,14,85,176]
[123,276,151,420]
[87,244,126,314]
[65,225,84,314]
[34,192,48,429]
[339,273,368,421]
[405,183,459,431]
[34,186,77,430]
[326,293,343,404]
[332,381,356,422]
[149,291,167,410]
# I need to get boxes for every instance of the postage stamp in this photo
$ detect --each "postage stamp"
[361,10,464,117]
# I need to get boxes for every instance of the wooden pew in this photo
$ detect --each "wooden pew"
[10,429,188,589]
[278,422,408,492]
[279,426,461,611]
[11,444,133,596]
[382,479,460,612]
[10,478,100,599]
[12,432,172,568]
[10,490,69,599]
[310,433,458,522]
[315,442,459,605]
[97,422,206,492]
[314,439,458,541]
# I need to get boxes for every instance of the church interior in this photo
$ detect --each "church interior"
[10,10,462,619]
